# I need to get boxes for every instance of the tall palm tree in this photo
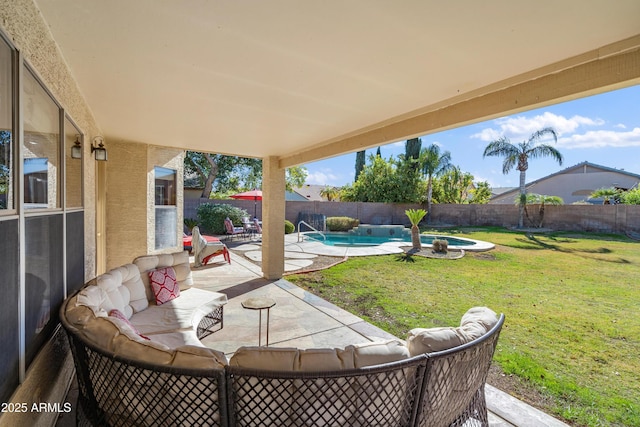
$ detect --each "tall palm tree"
[419,144,453,222]
[483,127,562,228]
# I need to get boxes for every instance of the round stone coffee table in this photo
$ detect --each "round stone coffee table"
[241,297,276,346]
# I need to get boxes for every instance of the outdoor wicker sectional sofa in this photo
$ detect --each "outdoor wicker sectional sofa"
[60,250,505,427]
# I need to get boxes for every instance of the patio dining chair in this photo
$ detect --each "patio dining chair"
[251,217,262,240]
[224,217,246,241]
[241,216,254,235]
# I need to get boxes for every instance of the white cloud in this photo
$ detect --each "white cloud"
[471,112,604,141]
[471,128,502,142]
[306,170,343,185]
[559,127,640,149]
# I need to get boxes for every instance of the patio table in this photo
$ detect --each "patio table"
[241,297,276,346]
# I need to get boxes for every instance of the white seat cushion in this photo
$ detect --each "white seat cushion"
[129,288,227,335]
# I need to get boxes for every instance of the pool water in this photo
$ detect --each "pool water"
[305,232,476,247]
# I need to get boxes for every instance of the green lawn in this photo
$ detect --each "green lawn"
[287,227,640,427]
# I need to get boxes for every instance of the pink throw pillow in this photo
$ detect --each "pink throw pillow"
[108,309,149,340]
[149,266,180,305]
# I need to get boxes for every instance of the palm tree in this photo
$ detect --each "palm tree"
[483,127,562,228]
[319,186,340,201]
[589,187,620,204]
[521,193,563,228]
[419,144,453,222]
[405,209,427,251]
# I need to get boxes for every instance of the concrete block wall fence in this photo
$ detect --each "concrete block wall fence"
[184,199,640,234]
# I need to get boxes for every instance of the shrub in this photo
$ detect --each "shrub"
[184,218,198,231]
[326,216,359,232]
[621,187,640,205]
[285,220,295,234]
[432,238,449,253]
[197,203,249,235]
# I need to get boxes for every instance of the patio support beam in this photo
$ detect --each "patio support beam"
[278,36,640,168]
[262,156,286,280]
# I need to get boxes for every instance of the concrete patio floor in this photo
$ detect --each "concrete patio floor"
[57,248,568,427]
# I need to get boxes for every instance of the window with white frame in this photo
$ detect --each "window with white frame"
[154,166,177,249]
[22,66,60,209]
[0,37,12,211]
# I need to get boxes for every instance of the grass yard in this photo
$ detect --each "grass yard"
[287,227,639,427]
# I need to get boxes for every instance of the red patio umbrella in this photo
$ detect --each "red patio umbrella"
[229,189,262,218]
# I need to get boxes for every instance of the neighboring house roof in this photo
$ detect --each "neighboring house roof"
[292,184,335,201]
[491,187,518,197]
[490,162,640,205]
[286,191,311,201]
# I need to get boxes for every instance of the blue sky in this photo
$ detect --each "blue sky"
[303,84,640,189]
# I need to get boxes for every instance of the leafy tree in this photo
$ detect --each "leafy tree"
[184,151,307,197]
[419,144,453,221]
[185,152,259,197]
[621,187,640,205]
[285,166,308,192]
[589,187,620,204]
[439,167,474,203]
[354,150,366,181]
[341,155,425,203]
[405,209,427,251]
[483,127,562,228]
[521,193,564,228]
[470,181,492,204]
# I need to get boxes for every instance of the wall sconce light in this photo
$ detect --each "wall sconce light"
[71,135,82,159]
[91,136,108,161]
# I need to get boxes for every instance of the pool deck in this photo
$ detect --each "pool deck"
[234,233,494,266]
[291,231,494,255]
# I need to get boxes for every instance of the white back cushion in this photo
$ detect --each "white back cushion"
[134,251,193,302]
[406,306,498,356]
[95,264,148,317]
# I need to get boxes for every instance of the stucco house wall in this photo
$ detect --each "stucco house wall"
[491,162,640,205]
[106,140,184,270]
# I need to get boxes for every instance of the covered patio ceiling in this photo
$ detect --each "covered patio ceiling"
[35,0,640,167]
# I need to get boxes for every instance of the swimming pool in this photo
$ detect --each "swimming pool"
[304,232,477,248]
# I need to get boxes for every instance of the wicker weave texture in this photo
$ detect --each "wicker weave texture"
[416,316,503,427]
[197,305,224,339]
[66,329,227,427]
[228,361,426,427]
